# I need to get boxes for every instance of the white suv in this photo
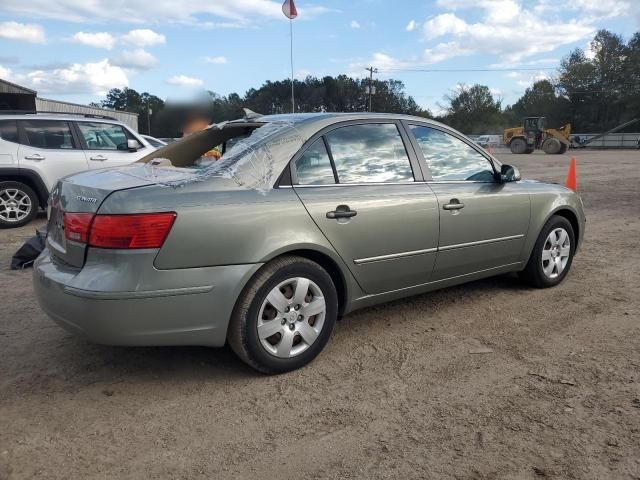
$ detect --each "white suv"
[0,113,154,228]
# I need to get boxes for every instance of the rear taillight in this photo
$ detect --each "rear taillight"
[63,212,176,249]
[90,213,177,249]
[64,213,93,243]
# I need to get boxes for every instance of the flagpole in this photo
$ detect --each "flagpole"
[290,18,295,113]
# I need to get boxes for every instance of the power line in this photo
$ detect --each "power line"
[378,67,557,73]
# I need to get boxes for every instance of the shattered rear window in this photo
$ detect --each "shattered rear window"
[195,121,306,192]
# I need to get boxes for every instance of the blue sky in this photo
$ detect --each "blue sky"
[1,0,638,114]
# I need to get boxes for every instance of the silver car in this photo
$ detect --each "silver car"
[33,113,585,373]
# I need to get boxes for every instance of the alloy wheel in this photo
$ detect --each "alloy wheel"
[541,227,571,279]
[0,188,32,223]
[257,277,326,358]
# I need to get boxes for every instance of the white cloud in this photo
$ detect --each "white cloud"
[167,75,203,87]
[120,29,166,47]
[490,57,559,68]
[0,65,13,78]
[69,29,165,52]
[8,59,128,95]
[534,0,630,18]
[71,32,116,50]
[110,49,158,70]
[350,20,361,29]
[423,13,467,39]
[0,21,45,43]
[419,1,595,64]
[0,0,332,25]
[406,20,417,32]
[203,55,228,64]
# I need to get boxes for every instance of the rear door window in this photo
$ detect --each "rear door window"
[324,123,414,183]
[77,122,133,151]
[0,120,18,143]
[21,120,76,149]
[294,138,336,185]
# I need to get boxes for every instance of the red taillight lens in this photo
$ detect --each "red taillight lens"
[89,213,177,249]
[64,213,94,243]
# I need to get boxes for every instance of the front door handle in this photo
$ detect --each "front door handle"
[90,155,108,161]
[443,199,465,210]
[24,153,45,161]
[326,205,357,219]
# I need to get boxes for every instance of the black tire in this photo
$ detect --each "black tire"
[559,143,568,154]
[228,255,338,374]
[510,138,527,154]
[542,138,561,154]
[519,215,575,288]
[524,147,534,154]
[0,181,39,229]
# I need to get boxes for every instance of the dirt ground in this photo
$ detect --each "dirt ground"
[0,150,639,480]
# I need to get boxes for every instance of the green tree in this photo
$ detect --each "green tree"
[505,80,571,128]
[97,87,164,135]
[439,84,503,134]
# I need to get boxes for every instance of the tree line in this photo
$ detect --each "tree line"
[93,29,639,137]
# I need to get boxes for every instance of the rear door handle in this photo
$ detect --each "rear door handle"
[326,205,357,219]
[24,154,45,161]
[443,199,465,210]
[90,155,108,161]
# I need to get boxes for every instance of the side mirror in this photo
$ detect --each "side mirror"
[500,164,521,182]
[127,139,142,152]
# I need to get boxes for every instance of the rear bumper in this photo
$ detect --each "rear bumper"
[33,247,261,347]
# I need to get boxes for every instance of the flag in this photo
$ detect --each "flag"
[282,0,298,19]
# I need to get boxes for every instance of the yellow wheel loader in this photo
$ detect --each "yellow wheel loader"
[503,117,571,154]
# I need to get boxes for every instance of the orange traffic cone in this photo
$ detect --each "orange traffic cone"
[565,157,577,191]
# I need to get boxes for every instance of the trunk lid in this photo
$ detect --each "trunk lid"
[47,165,196,268]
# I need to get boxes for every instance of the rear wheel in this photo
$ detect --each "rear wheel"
[542,138,562,154]
[558,143,568,154]
[228,255,338,374]
[0,181,38,229]
[524,147,534,154]
[520,215,575,288]
[510,138,527,154]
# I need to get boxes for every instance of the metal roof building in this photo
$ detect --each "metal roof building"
[0,78,139,131]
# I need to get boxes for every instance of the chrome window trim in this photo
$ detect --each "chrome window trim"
[354,247,438,265]
[290,181,427,188]
[287,180,496,188]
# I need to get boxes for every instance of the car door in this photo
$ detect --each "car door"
[17,119,87,191]
[292,121,439,295]
[75,121,147,168]
[407,123,530,281]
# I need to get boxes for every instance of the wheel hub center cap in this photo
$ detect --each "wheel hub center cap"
[286,311,298,322]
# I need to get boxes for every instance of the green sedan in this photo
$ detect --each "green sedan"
[33,113,585,373]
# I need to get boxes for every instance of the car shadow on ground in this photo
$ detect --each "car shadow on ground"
[28,273,532,387]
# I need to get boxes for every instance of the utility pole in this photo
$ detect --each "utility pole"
[365,66,378,112]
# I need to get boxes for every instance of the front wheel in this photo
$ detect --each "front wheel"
[520,215,575,288]
[228,256,338,374]
[510,138,527,154]
[0,181,39,229]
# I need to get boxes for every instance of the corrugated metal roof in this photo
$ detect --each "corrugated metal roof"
[35,97,139,131]
[0,78,37,95]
